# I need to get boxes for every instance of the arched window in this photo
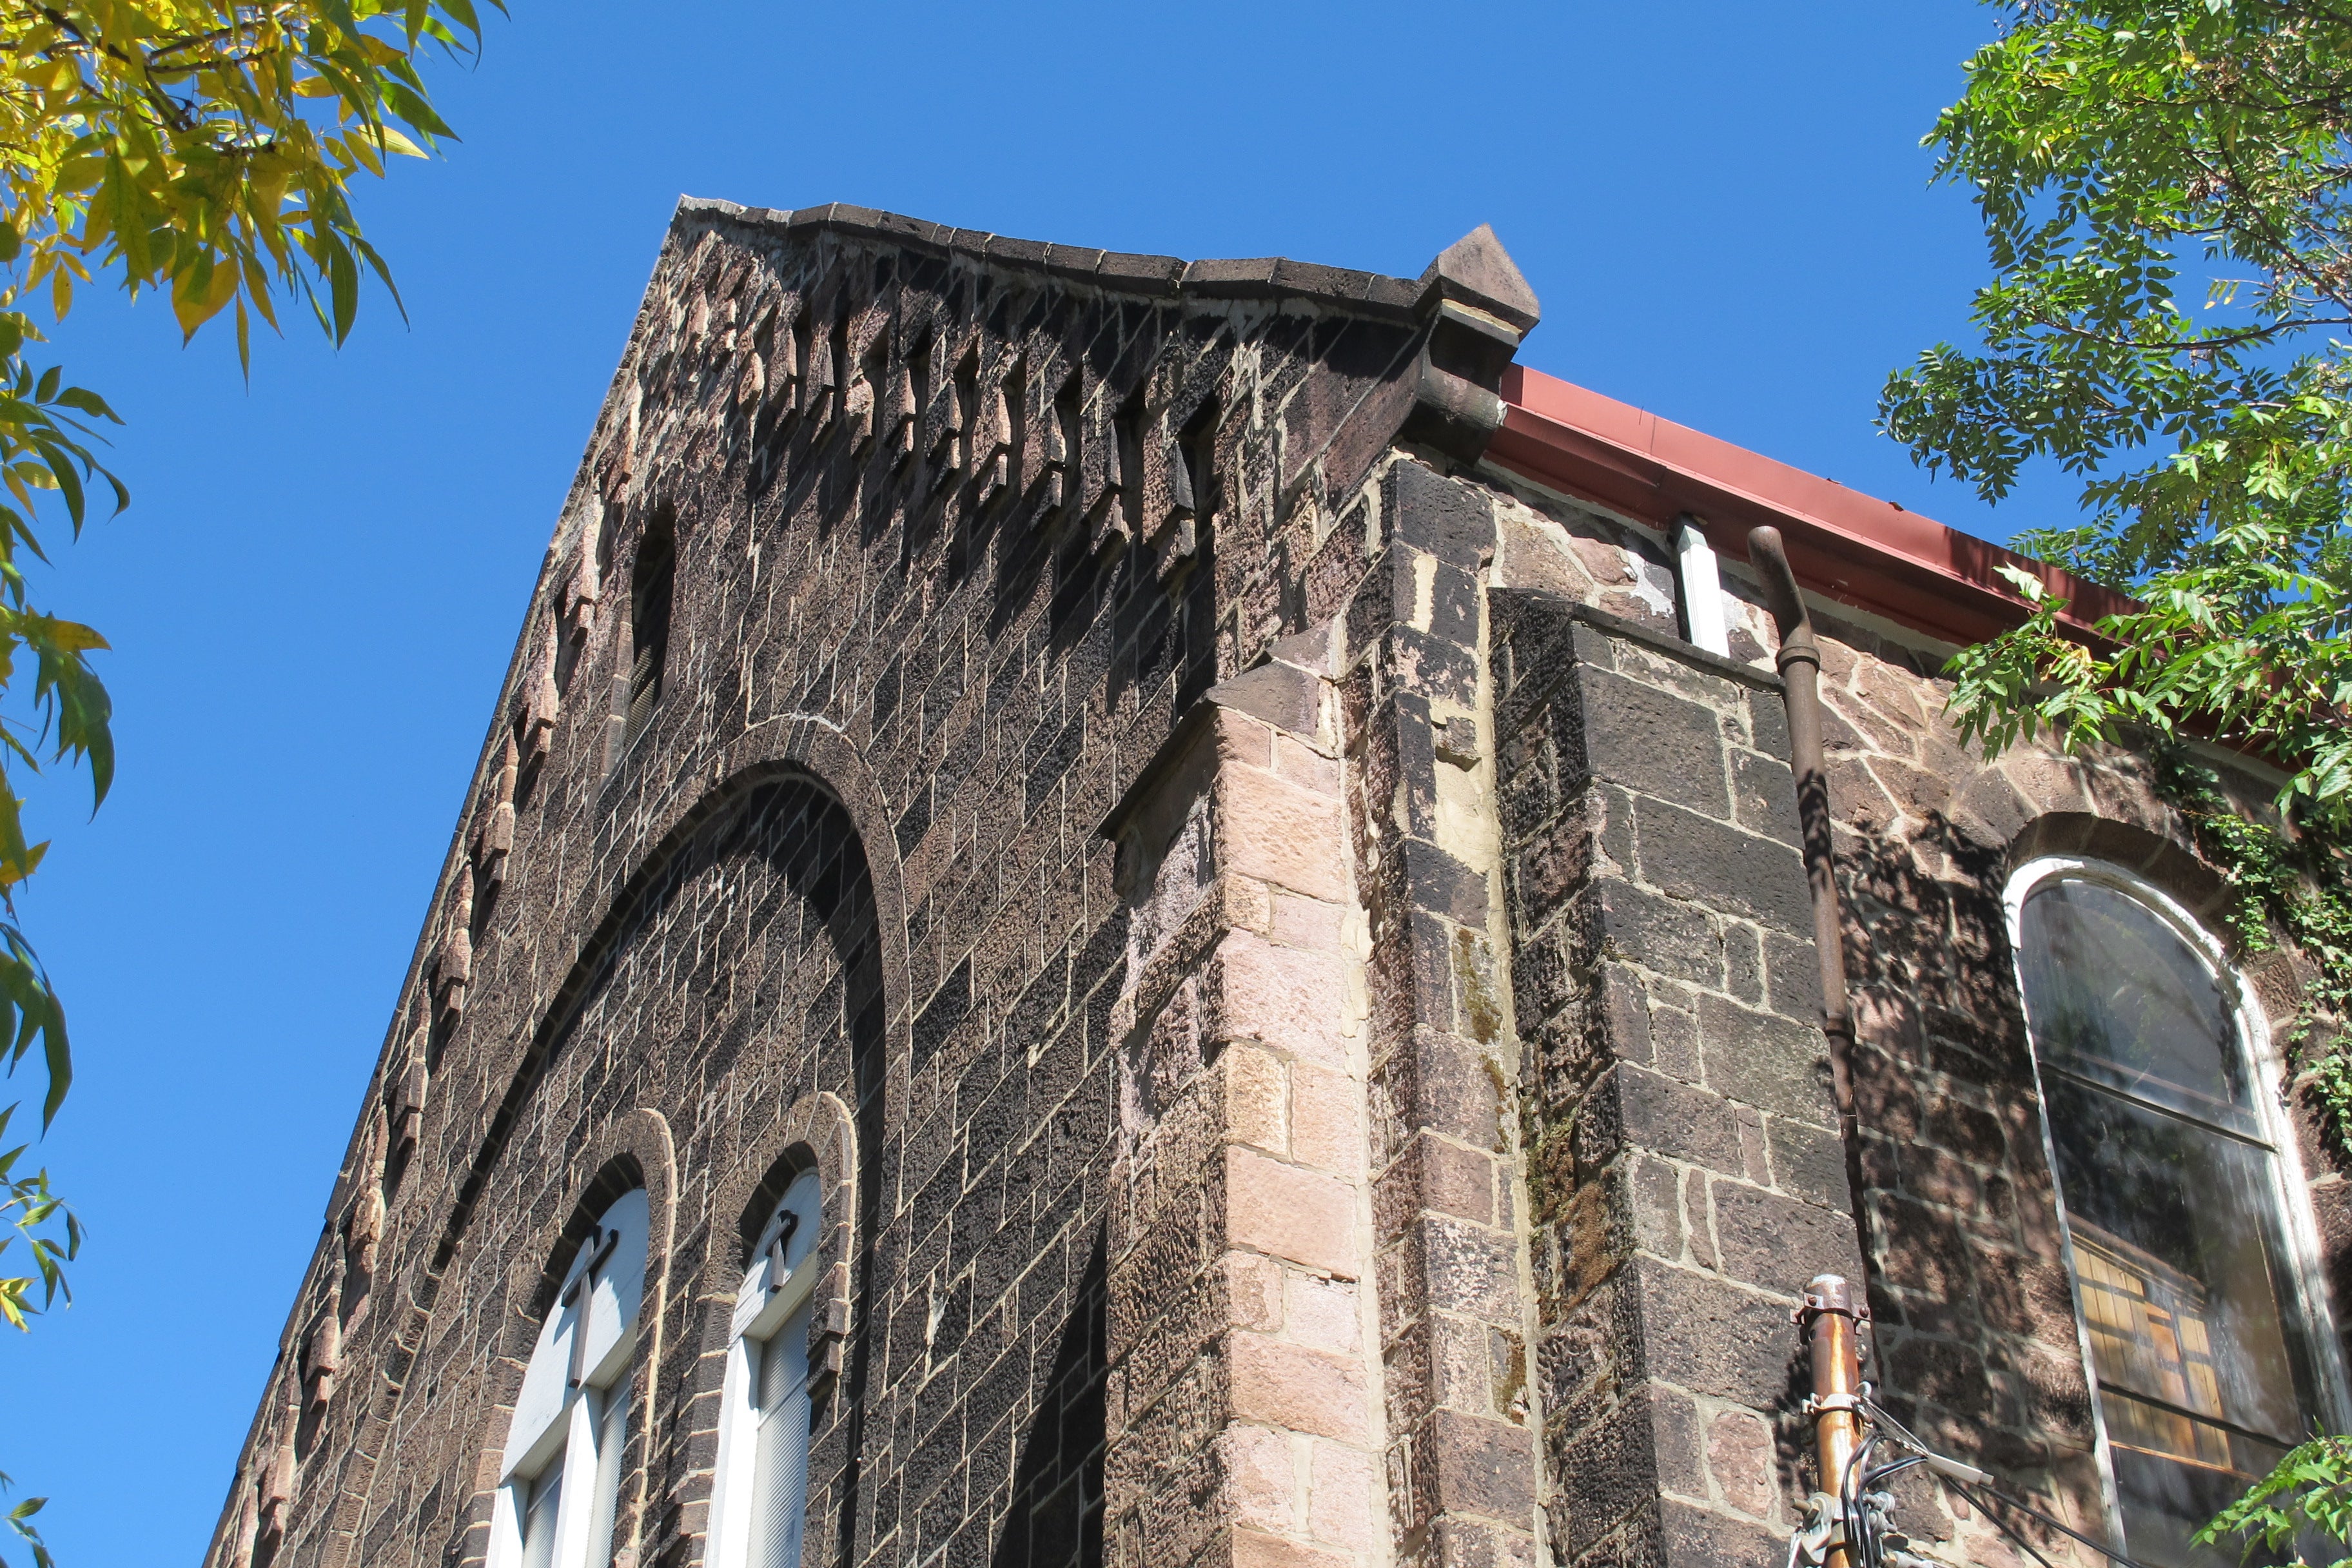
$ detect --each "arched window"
[709,1170,824,1568]
[491,1188,647,1568]
[623,513,675,752]
[2011,861,2347,1566]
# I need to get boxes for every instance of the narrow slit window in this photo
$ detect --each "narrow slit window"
[2014,867,2343,1567]
[623,514,675,752]
[953,348,979,474]
[1055,375,1082,480]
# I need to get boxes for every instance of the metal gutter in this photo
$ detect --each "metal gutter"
[1487,364,2135,649]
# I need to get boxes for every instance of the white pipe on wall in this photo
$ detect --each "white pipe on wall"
[1674,516,1730,657]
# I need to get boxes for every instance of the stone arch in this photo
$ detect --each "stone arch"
[2005,808,2315,1037]
[714,1090,858,1284]
[642,714,916,1135]
[707,1088,860,1398]
[391,742,897,1568]
[2006,810,2228,934]
[431,731,903,1277]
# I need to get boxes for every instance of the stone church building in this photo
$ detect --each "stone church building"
[204,200,2352,1568]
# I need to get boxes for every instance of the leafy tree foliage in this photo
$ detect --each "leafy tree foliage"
[0,3,493,1557]
[2198,1433,2352,1565]
[1885,0,2352,1081]
[1884,0,2351,824]
[1889,0,2352,1550]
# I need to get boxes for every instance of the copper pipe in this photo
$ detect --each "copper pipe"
[1747,525,1875,1275]
[1801,1273,1866,1568]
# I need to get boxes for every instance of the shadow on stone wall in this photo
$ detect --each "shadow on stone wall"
[1838,810,2104,1527]
[990,1230,1108,1568]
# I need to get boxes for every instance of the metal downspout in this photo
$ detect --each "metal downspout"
[1747,526,1875,1272]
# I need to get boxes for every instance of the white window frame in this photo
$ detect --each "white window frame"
[2005,856,2352,1550]
[707,1170,825,1568]
[488,1187,649,1568]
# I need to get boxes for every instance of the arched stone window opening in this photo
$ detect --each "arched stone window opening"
[983,356,1022,507]
[909,329,939,476]
[2010,858,2351,1567]
[850,329,887,456]
[709,1168,828,1568]
[489,1187,648,1568]
[622,511,676,755]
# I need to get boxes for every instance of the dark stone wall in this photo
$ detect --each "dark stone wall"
[1491,591,1861,1568]
[206,202,1442,1568]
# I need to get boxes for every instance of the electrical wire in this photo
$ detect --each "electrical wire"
[1853,1396,2159,1568]
[1791,1385,2174,1567]
[1943,1478,2064,1568]
[1844,1429,1882,1567]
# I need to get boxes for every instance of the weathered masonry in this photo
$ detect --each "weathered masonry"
[207,200,2352,1568]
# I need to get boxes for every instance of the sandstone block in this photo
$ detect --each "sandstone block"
[1289,1061,1365,1177]
[1307,1440,1378,1551]
[1206,932,1351,1072]
[1226,1046,1288,1155]
[1218,765,1348,903]
[1230,1528,1353,1568]
[1222,1424,1299,1534]
[1230,1332,1371,1444]
[1228,1148,1360,1278]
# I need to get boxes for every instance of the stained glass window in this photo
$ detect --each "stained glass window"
[2017,873,2337,1566]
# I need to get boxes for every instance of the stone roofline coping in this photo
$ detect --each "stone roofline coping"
[1488,362,2139,651]
[675,195,1448,323]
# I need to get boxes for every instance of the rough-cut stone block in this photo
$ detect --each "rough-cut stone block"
[1226,1046,1288,1155]
[1706,1408,1777,1520]
[1385,458,1497,572]
[1307,1440,1377,1551]
[1230,1332,1369,1444]
[1270,892,1342,954]
[1231,1529,1354,1568]
[1223,1424,1298,1534]
[1285,1273,1360,1355]
[1427,1407,1536,1524]
[1695,994,1834,1128]
[1218,764,1349,903]
[1660,1498,1784,1568]
[1289,1061,1364,1178]
[1206,932,1352,1072]
[1708,1179,1860,1289]
[1633,1259,1800,1406]
[1228,1148,1360,1279]
[1632,796,1812,936]
[1576,668,1732,820]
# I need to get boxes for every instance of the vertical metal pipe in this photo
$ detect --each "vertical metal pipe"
[1801,1273,1865,1568]
[1746,525,1875,1273]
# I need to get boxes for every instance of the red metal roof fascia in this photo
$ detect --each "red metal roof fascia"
[1490,365,2135,649]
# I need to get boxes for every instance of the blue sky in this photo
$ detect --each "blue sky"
[5,3,2026,1562]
